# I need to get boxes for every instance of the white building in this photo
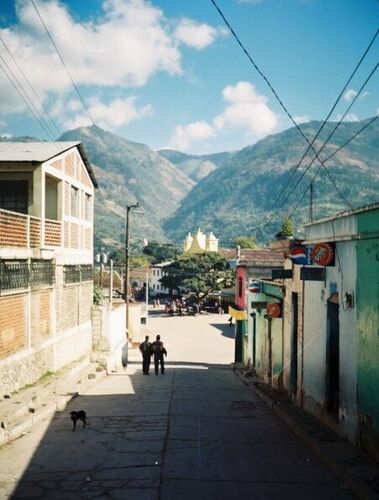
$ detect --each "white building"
[184,228,219,253]
[150,262,171,296]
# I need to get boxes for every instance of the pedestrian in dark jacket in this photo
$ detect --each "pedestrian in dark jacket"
[139,335,152,375]
[152,335,167,375]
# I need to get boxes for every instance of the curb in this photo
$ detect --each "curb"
[234,370,375,500]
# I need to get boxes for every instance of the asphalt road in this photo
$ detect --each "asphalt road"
[0,313,352,499]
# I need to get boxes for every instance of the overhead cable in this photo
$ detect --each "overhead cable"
[270,28,379,211]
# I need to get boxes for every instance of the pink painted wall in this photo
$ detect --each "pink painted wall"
[236,266,246,309]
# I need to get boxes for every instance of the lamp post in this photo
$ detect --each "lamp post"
[124,202,144,338]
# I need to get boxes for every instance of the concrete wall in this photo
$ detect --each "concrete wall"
[303,238,357,440]
[281,262,303,401]
[92,302,127,373]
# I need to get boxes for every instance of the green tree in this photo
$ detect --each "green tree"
[281,215,294,237]
[160,253,234,302]
[142,242,181,264]
[234,236,258,249]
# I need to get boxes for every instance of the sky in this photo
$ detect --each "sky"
[0,0,378,154]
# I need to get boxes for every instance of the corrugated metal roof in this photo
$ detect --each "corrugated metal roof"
[0,141,98,188]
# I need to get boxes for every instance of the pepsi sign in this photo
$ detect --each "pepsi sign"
[289,246,312,265]
[249,281,262,293]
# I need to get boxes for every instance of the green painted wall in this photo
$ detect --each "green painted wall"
[272,318,283,378]
[356,209,379,431]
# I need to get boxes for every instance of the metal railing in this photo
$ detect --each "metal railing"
[0,260,30,291]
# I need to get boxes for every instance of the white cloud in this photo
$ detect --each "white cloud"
[175,18,226,49]
[0,0,183,114]
[336,113,359,122]
[0,133,12,139]
[168,121,215,151]
[168,81,278,151]
[359,91,369,100]
[293,115,310,125]
[62,96,153,130]
[343,89,358,102]
[213,82,278,136]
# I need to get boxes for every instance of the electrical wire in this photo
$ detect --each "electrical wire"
[0,55,56,141]
[209,0,356,195]
[270,28,379,211]
[282,62,378,209]
[288,115,378,220]
[29,0,96,127]
[0,33,62,137]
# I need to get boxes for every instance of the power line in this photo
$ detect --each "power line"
[0,54,56,140]
[209,0,357,229]
[0,33,62,137]
[288,115,378,220]
[29,0,96,127]
[269,28,378,211]
[282,62,378,208]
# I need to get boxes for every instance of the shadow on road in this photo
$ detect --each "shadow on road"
[210,322,235,339]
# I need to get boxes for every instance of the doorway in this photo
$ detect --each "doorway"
[326,297,339,413]
[290,293,298,396]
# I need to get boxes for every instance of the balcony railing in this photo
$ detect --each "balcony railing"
[0,208,62,249]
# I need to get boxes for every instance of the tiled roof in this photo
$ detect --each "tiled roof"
[219,248,284,263]
[0,141,98,188]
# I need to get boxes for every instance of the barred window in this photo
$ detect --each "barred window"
[81,265,93,282]
[31,260,54,288]
[0,260,29,291]
[64,265,81,284]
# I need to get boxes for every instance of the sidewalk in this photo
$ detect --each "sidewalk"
[235,369,379,500]
[0,356,106,447]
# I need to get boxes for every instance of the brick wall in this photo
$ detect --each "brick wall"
[0,294,26,358]
[64,182,70,216]
[80,282,93,323]
[30,289,51,347]
[70,222,79,249]
[65,152,75,178]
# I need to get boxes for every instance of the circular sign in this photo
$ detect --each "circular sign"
[266,303,282,318]
[249,281,261,293]
[311,243,334,266]
[289,247,307,265]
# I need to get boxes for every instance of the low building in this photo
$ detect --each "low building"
[150,262,171,296]
[301,203,379,457]
[228,249,285,366]
[0,142,97,395]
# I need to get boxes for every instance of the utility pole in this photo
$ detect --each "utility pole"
[309,182,314,222]
[124,202,143,338]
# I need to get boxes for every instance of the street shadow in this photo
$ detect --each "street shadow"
[9,360,234,499]
[210,322,235,339]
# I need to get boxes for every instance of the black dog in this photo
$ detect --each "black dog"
[69,410,87,431]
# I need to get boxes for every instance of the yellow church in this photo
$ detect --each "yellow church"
[183,228,219,254]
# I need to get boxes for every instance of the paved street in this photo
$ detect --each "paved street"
[0,313,352,499]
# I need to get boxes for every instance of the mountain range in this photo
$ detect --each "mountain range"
[2,117,378,249]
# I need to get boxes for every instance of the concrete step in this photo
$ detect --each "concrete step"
[0,358,106,447]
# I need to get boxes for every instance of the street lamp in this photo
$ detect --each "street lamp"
[124,202,144,338]
[95,246,108,288]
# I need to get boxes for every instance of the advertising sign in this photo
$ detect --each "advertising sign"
[249,280,262,293]
[266,303,282,318]
[311,242,335,266]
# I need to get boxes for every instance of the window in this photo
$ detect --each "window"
[70,186,79,217]
[0,181,28,214]
[85,193,92,221]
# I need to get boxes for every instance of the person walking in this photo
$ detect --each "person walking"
[152,335,167,375]
[139,335,152,375]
